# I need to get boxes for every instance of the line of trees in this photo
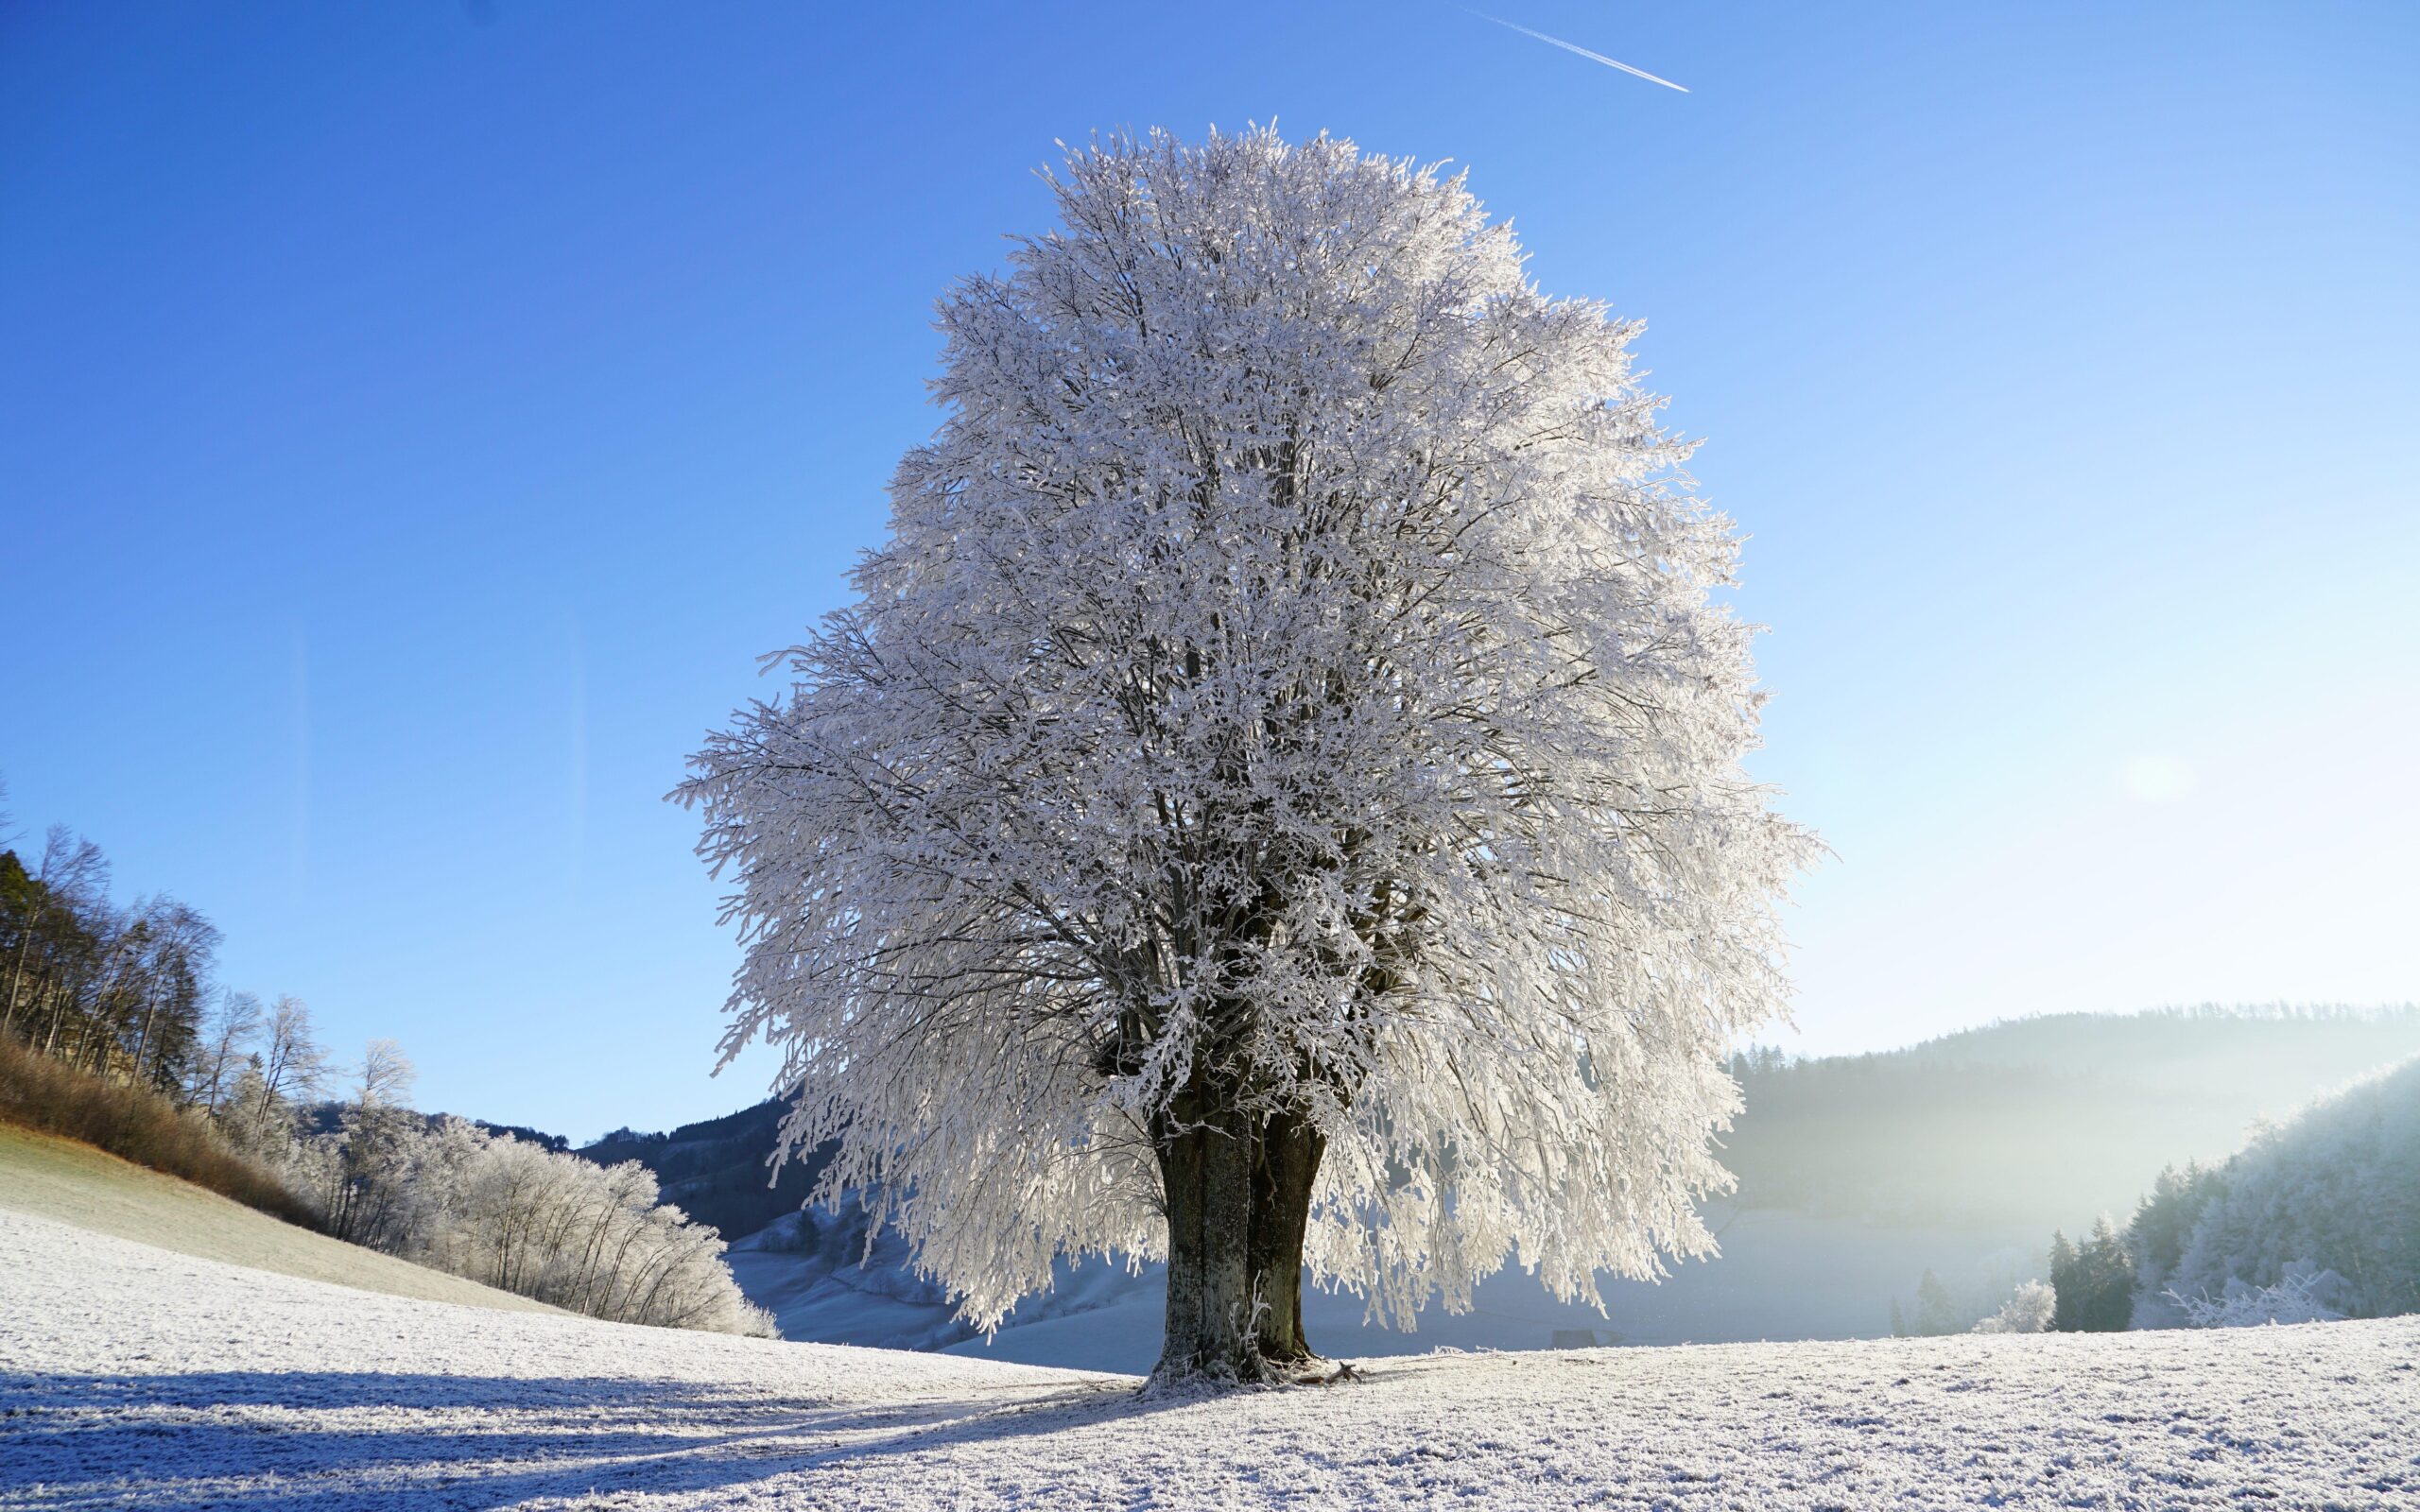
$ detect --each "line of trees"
[200,1008,771,1335]
[2,793,770,1337]
[0,805,354,1138]
[3,824,220,1094]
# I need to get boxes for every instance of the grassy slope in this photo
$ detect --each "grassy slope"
[0,1123,556,1314]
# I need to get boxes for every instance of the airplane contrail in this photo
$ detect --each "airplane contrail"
[1467,10,1690,94]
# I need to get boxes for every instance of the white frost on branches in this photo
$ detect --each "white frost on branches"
[1972,1280,2056,1334]
[2157,1056,2420,1321]
[406,1121,776,1336]
[681,127,1814,1333]
[197,1025,769,1336]
[2163,1268,2345,1329]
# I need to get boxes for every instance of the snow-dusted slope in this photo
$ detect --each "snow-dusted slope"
[6,1205,2415,1509]
[0,1125,555,1314]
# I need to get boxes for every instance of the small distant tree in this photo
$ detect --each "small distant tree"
[121,898,218,1093]
[187,989,265,1111]
[2123,1160,2225,1320]
[1972,1279,2056,1334]
[2,828,110,1043]
[681,128,1814,1383]
[354,1038,414,1108]
[214,998,329,1169]
[252,995,329,1124]
[2048,1229,2081,1330]
[2081,1217,2137,1330]
[1914,1268,1958,1335]
[217,1061,292,1163]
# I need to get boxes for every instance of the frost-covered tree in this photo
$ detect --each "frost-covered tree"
[1972,1279,2055,1334]
[251,995,329,1121]
[2163,1266,2345,1329]
[406,1120,773,1335]
[318,1040,420,1247]
[681,128,1812,1383]
[1913,1269,1958,1336]
[216,1061,299,1165]
[1,827,110,1045]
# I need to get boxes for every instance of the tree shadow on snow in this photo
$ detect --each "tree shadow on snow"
[0,1366,1194,1509]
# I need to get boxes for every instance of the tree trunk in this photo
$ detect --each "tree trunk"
[1153,1096,1328,1384]
[1154,1097,1261,1383]
[4,915,46,1039]
[1248,1108,1324,1366]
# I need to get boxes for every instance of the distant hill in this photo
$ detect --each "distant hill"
[579,1007,2420,1250]
[579,1098,827,1243]
[298,1103,571,1155]
[1722,1005,2420,1228]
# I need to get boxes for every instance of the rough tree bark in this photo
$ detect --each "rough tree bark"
[1153,1089,1329,1383]
[1247,1108,1325,1366]
[1154,1093,1257,1382]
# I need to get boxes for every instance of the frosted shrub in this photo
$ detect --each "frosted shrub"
[2163,1268,2344,1329]
[1971,1280,2055,1334]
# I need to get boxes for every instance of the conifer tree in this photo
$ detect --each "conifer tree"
[2048,1229,2083,1331]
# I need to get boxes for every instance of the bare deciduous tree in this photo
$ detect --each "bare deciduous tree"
[187,988,265,1110]
[254,995,331,1126]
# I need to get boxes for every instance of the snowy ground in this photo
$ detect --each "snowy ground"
[6,1204,2417,1509]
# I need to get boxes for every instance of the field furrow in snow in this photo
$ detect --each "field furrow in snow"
[3,1206,2415,1510]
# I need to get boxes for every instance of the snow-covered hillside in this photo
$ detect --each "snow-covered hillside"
[7,1203,2415,1508]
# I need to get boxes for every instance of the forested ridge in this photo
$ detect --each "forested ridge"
[2110,1055,2419,1327]
[1722,1005,2420,1225]
[579,1006,2420,1266]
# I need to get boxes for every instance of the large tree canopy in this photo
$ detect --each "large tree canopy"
[681,127,1813,1381]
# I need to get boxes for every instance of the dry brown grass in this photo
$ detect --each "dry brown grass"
[0,1036,319,1228]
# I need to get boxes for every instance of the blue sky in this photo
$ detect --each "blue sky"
[4,2,2413,1140]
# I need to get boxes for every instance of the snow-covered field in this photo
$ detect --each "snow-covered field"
[6,1204,2416,1510]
